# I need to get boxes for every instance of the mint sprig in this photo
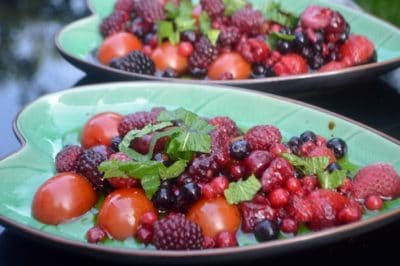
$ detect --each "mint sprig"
[224,175,261,204]
[99,159,187,198]
[263,1,299,28]
[267,31,295,50]
[223,0,246,16]
[317,170,347,190]
[199,12,220,45]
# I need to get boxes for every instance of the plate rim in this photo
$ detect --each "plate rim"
[1,81,400,260]
[55,0,400,87]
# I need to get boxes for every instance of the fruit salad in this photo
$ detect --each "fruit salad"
[32,107,400,250]
[95,0,377,80]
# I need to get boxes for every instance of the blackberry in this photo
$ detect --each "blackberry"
[76,148,111,193]
[134,0,165,24]
[218,26,240,46]
[153,213,204,250]
[251,64,267,79]
[293,31,308,51]
[100,11,129,37]
[162,67,179,78]
[232,8,264,35]
[114,0,136,13]
[188,37,218,71]
[309,53,325,70]
[188,154,219,183]
[110,51,155,75]
[55,145,83,173]
[277,41,292,54]
[211,129,231,167]
[200,0,225,18]
[118,109,160,137]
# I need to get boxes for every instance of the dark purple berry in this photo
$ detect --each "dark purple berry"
[152,186,175,212]
[288,136,301,155]
[110,136,122,152]
[326,138,347,159]
[180,182,201,203]
[254,220,279,242]
[251,64,267,79]
[181,31,197,43]
[327,162,342,173]
[162,67,179,78]
[230,139,251,160]
[277,41,292,54]
[300,131,317,144]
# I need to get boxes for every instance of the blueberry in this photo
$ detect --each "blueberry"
[152,186,175,211]
[265,67,276,77]
[251,64,267,79]
[327,162,342,173]
[326,138,348,159]
[110,136,122,152]
[294,32,308,50]
[277,41,292,54]
[189,67,207,78]
[230,139,251,160]
[300,131,317,144]
[254,220,280,242]
[288,136,301,155]
[181,31,197,43]
[162,67,179,78]
[294,168,303,179]
[180,182,201,203]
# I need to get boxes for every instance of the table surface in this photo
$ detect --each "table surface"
[1,1,400,265]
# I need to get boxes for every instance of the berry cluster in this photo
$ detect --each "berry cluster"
[33,106,400,250]
[96,0,376,80]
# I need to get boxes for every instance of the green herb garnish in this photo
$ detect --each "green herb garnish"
[263,1,299,28]
[199,11,220,45]
[223,0,247,16]
[224,175,262,204]
[267,31,295,50]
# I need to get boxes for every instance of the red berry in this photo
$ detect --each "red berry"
[269,143,290,157]
[307,145,337,163]
[268,188,290,209]
[338,177,354,196]
[340,35,375,66]
[86,226,107,243]
[211,176,229,196]
[209,116,240,137]
[261,157,294,193]
[143,45,153,57]
[244,125,282,151]
[273,53,308,76]
[299,141,317,156]
[319,61,347,73]
[338,205,362,224]
[141,211,158,228]
[100,11,130,38]
[286,195,313,223]
[210,129,231,167]
[365,195,383,211]
[280,218,299,234]
[239,201,276,232]
[316,135,327,146]
[115,0,136,13]
[353,163,400,200]
[200,0,225,18]
[136,226,153,244]
[178,41,194,57]
[201,184,217,200]
[301,175,318,194]
[232,7,264,35]
[243,150,275,178]
[215,231,238,248]
[108,177,139,189]
[55,145,83,173]
[286,178,301,193]
[203,236,216,249]
[300,6,333,30]
[239,38,270,63]
[229,163,246,181]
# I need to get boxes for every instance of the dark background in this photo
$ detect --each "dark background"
[0,0,400,265]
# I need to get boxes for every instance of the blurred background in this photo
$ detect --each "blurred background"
[0,0,399,157]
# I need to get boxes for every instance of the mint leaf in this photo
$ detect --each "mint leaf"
[317,169,347,189]
[98,160,128,179]
[223,0,246,16]
[165,1,179,19]
[176,16,196,32]
[159,160,188,179]
[141,175,161,198]
[280,153,330,175]
[224,175,261,204]
[157,20,179,45]
[263,2,299,28]
[337,157,360,177]
[119,121,173,162]
[199,12,211,35]
[207,29,221,46]
[165,137,194,161]
[267,31,295,50]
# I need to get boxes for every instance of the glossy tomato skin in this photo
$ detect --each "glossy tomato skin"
[81,112,122,149]
[151,42,188,74]
[187,197,240,238]
[32,172,97,225]
[97,188,155,240]
[97,32,143,65]
[207,52,251,80]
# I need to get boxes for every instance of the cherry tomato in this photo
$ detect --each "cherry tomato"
[97,188,155,240]
[81,112,122,149]
[32,172,97,225]
[207,52,251,80]
[151,42,188,74]
[97,32,143,65]
[187,197,240,238]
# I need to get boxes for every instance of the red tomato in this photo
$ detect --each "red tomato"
[32,172,97,225]
[151,42,188,74]
[207,52,251,80]
[97,188,155,240]
[97,32,143,65]
[187,197,240,238]
[81,112,122,149]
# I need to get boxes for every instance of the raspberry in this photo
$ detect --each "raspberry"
[300,6,333,30]
[188,154,219,183]
[353,163,400,199]
[100,11,129,37]
[209,116,240,137]
[268,188,290,208]
[285,195,313,223]
[239,201,276,232]
[337,204,362,224]
[188,37,218,72]
[110,51,155,75]
[76,148,111,193]
[134,0,165,24]
[318,61,347,73]
[210,130,231,167]
[55,145,83,173]
[340,35,376,66]
[86,226,107,243]
[118,110,157,137]
[272,53,308,76]
[238,38,269,63]
[261,157,294,193]
[307,145,336,163]
[200,0,225,18]
[244,125,282,151]
[153,213,204,250]
[218,26,240,47]
[108,177,139,189]
[232,8,264,35]
[203,236,215,249]
[115,0,136,13]
[301,175,318,194]
[280,218,299,234]
[215,231,237,248]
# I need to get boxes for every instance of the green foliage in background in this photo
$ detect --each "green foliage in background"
[355,0,400,27]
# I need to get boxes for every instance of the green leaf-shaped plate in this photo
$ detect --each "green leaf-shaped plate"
[55,0,400,93]
[1,82,400,263]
